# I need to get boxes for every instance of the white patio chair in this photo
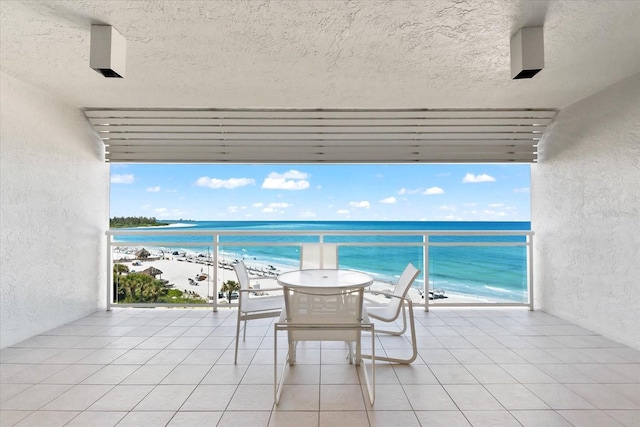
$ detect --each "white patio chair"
[300,243,338,269]
[274,285,375,405]
[362,263,420,364]
[233,261,283,364]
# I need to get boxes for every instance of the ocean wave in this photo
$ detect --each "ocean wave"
[164,223,198,228]
[483,285,513,293]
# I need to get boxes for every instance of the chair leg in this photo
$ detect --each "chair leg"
[274,323,290,405]
[362,300,417,364]
[234,314,242,364]
[359,323,375,405]
[374,304,408,336]
[288,340,297,366]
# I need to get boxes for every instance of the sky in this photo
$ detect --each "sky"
[110,164,531,222]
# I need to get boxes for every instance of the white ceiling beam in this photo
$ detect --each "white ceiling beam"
[85,108,552,163]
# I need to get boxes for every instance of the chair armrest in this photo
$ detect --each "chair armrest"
[364,291,408,301]
[248,277,282,292]
[239,287,283,293]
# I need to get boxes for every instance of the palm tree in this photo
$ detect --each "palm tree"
[220,280,240,303]
[141,278,167,302]
[113,263,130,275]
[113,263,130,303]
[118,273,158,303]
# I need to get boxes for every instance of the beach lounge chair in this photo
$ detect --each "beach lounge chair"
[233,261,283,364]
[362,263,420,364]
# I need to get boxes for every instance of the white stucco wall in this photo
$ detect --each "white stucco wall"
[0,72,109,348]
[532,73,640,349]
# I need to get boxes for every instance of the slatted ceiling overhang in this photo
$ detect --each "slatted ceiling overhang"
[84,108,556,163]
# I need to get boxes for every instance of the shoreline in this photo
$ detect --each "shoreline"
[112,247,515,305]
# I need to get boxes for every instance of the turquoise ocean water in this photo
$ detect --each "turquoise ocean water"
[113,221,531,303]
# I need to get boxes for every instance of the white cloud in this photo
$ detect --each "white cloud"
[146,186,161,192]
[423,186,444,195]
[398,187,421,195]
[380,196,397,204]
[489,203,504,208]
[439,205,457,212]
[282,170,309,180]
[252,202,263,208]
[195,176,255,189]
[337,209,350,215]
[483,209,508,217]
[514,187,530,193]
[111,174,134,184]
[463,173,496,183]
[298,210,317,218]
[349,201,370,209]
[260,202,291,213]
[262,170,310,190]
[153,207,188,218]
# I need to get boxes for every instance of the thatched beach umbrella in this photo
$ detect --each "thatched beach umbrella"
[135,248,151,259]
[141,266,163,278]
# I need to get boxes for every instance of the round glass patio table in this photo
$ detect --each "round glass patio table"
[276,269,373,290]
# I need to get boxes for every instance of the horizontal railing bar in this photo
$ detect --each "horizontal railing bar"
[113,303,222,308]
[429,302,530,307]
[428,242,530,247]
[107,229,534,236]
[112,240,530,248]
[112,241,214,247]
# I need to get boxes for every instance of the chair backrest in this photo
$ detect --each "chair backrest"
[233,261,250,308]
[300,243,338,269]
[385,263,420,319]
[283,285,363,342]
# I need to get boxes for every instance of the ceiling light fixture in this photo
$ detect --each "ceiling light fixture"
[90,25,126,78]
[511,27,544,79]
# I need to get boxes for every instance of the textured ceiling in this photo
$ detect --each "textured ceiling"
[1,0,639,110]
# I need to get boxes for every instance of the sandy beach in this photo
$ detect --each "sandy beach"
[112,248,486,305]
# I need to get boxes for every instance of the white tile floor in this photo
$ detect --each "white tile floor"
[1,307,638,427]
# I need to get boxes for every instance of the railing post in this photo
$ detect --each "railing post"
[213,234,219,312]
[423,233,429,312]
[528,233,534,311]
[106,233,113,311]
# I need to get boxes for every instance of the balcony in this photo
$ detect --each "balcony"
[1,307,638,426]
[106,228,534,311]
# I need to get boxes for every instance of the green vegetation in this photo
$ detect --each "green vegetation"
[220,280,240,302]
[110,216,169,228]
[112,263,206,304]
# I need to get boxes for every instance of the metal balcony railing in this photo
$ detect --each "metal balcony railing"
[106,229,534,311]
